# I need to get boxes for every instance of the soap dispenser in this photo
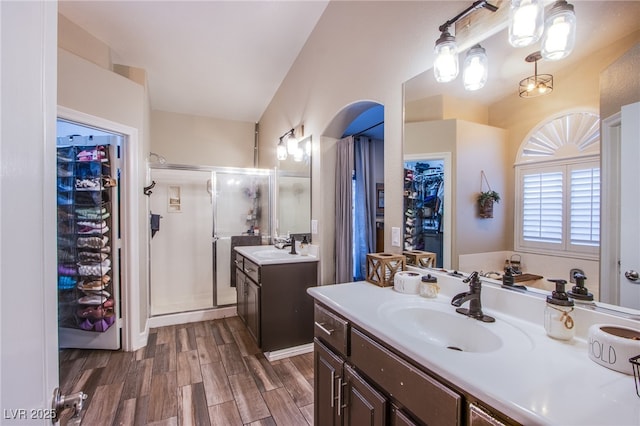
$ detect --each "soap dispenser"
[299,235,309,256]
[544,279,575,340]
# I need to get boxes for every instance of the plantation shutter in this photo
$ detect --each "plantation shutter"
[569,165,600,247]
[522,171,563,244]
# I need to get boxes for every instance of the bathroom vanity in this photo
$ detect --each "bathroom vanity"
[308,270,640,425]
[234,245,318,354]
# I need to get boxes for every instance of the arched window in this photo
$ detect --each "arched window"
[514,112,600,258]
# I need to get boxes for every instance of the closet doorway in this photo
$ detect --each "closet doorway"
[148,166,272,317]
[56,117,125,351]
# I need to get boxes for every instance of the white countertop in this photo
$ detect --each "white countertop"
[308,273,640,425]
[234,244,319,266]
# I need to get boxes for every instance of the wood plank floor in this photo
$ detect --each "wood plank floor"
[58,317,314,426]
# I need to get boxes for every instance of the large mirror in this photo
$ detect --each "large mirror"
[403,1,640,312]
[275,135,312,239]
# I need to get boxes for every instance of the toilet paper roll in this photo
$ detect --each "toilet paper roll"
[394,271,421,294]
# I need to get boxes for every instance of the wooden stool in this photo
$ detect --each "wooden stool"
[403,250,437,268]
[366,253,406,287]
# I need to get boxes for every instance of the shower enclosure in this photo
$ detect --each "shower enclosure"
[149,165,272,316]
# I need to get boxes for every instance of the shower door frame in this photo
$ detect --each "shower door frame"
[148,163,274,313]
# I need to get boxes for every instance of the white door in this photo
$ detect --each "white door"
[1,1,61,423]
[619,101,640,309]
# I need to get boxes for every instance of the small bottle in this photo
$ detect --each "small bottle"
[419,274,439,298]
[300,235,309,256]
[544,279,575,340]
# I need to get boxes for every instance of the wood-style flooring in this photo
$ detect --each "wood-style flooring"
[58,316,314,426]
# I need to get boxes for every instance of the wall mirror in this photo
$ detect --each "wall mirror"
[402,1,640,314]
[275,135,311,239]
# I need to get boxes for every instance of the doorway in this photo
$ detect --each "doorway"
[56,118,124,351]
[337,103,385,281]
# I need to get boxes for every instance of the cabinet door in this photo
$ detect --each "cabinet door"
[314,339,343,426]
[246,278,260,344]
[344,364,387,426]
[391,405,419,426]
[236,268,247,323]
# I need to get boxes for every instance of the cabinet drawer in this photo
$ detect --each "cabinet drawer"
[243,258,260,283]
[314,303,349,357]
[234,252,244,270]
[350,328,462,425]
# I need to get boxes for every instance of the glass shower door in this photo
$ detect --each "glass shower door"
[149,168,214,315]
[212,168,272,306]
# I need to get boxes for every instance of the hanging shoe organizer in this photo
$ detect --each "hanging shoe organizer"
[57,143,116,332]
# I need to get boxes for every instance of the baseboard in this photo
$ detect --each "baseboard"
[264,342,314,362]
[147,306,237,328]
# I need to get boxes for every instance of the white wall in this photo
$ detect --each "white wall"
[1,0,59,420]
[58,48,150,350]
[150,110,256,168]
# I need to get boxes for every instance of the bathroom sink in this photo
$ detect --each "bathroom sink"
[377,299,533,354]
[252,249,297,260]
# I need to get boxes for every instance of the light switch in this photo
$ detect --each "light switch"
[391,226,401,247]
[311,219,318,234]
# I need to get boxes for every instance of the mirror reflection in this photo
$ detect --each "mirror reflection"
[402,1,640,313]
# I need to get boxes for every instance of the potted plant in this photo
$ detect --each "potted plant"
[477,190,500,218]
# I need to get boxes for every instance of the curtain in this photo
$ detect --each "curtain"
[335,137,354,283]
[353,137,376,280]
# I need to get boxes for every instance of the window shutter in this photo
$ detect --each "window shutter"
[522,172,563,243]
[570,167,600,246]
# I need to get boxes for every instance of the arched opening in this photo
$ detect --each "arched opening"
[323,101,385,283]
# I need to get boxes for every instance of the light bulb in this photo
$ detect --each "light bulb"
[286,133,298,154]
[541,1,576,61]
[276,141,287,161]
[434,31,459,83]
[509,0,544,47]
[463,45,488,91]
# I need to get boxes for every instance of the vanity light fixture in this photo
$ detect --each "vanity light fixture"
[277,128,294,161]
[541,0,576,61]
[508,0,545,48]
[519,51,553,98]
[463,44,488,91]
[433,0,498,84]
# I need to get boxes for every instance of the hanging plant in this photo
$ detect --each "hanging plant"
[477,171,500,219]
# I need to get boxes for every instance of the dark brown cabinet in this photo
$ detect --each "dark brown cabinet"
[235,251,318,352]
[314,339,388,426]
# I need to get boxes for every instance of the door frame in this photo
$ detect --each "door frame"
[58,106,143,351]
[600,111,621,305]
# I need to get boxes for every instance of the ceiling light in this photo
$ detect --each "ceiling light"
[434,30,459,83]
[508,0,544,47]
[541,0,576,61]
[463,44,488,91]
[519,51,553,98]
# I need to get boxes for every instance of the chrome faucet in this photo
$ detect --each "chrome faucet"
[451,271,495,323]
